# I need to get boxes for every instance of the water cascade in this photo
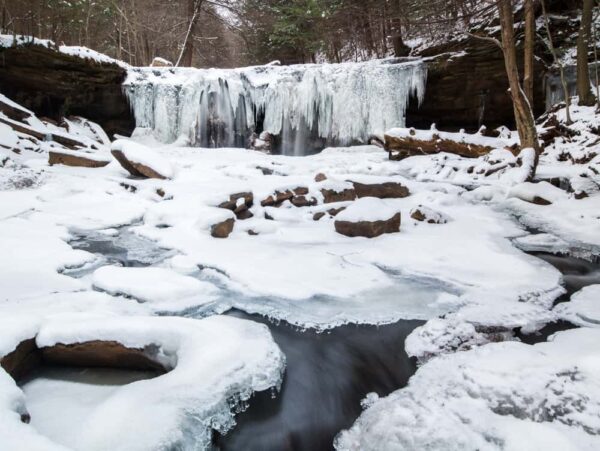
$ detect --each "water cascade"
[124,59,427,155]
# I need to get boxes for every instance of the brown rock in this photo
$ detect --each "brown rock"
[410,206,448,224]
[327,207,346,217]
[49,150,110,168]
[335,213,401,238]
[211,217,235,238]
[293,186,309,196]
[41,340,167,373]
[313,212,326,221]
[291,195,318,208]
[0,338,41,382]
[321,188,356,203]
[150,57,173,67]
[314,173,327,182]
[261,190,294,207]
[111,149,167,179]
[219,192,254,219]
[352,182,410,199]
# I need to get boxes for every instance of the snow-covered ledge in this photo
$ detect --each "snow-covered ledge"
[0,314,285,451]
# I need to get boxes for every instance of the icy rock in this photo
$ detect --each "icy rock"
[336,328,600,451]
[48,149,111,168]
[335,198,401,238]
[111,140,173,179]
[554,285,600,328]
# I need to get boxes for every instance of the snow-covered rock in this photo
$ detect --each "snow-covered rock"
[111,140,174,179]
[335,197,401,238]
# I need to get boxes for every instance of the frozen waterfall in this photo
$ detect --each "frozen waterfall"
[124,59,427,156]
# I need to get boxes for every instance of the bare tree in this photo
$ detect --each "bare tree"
[497,0,540,159]
[176,0,203,67]
[577,0,596,105]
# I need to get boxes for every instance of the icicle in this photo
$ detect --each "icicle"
[123,60,427,156]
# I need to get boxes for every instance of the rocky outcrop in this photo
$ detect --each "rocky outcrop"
[0,44,134,137]
[335,213,401,238]
[49,150,111,168]
[407,37,547,131]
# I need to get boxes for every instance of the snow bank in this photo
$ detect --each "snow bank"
[336,328,600,451]
[92,266,219,311]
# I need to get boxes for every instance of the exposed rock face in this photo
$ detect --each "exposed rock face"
[321,188,356,203]
[211,217,235,238]
[41,341,167,373]
[219,192,254,219]
[353,181,410,199]
[49,150,110,168]
[0,338,41,382]
[111,149,167,179]
[0,44,134,137]
[407,37,546,131]
[335,213,401,238]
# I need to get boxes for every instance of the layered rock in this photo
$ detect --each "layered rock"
[49,149,110,168]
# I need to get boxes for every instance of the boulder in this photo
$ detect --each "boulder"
[334,198,401,238]
[261,190,294,207]
[321,187,356,203]
[353,181,410,199]
[314,173,327,182]
[211,218,235,238]
[49,149,110,168]
[291,195,318,207]
[111,140,173,180]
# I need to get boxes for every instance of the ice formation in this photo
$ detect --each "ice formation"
[123,59,427,155]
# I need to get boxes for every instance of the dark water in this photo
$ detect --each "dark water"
[216,312,422,451]
[531,252,600,300]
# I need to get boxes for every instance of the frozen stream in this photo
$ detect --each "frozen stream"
[18,227,600,451]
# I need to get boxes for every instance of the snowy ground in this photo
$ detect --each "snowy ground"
[1,94,599,449]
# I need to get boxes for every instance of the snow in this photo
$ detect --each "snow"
[92,266,219,311]
[335,197,399,222]
[111,139,174,179]
[508,181,571,204]
[554,285,600,327]
[123,59,427,155]
[336,328,600,451]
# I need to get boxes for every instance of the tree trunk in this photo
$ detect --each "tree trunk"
[497,0,540,165]
[177,0,202,67]
[577,0,596,106]
[523,0,535,106]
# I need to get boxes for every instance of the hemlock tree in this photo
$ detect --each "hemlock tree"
[577,0,596,106]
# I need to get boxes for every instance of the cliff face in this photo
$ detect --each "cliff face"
[0,44,134,137]
[406,38,547,132]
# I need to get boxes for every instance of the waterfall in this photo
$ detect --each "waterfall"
[124,59,427,156]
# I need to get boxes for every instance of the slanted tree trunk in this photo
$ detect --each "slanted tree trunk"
[176,0,203,67]
[497,0,540,169]
[523,0,535,106]
[577,0,596,106]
